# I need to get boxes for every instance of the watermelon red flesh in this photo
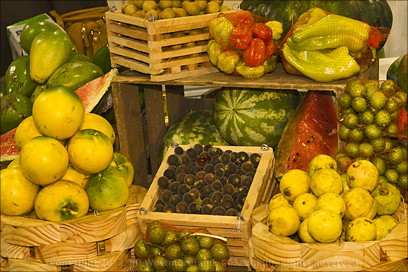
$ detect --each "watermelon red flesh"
[274,90,338,180]
[0,69,117,162]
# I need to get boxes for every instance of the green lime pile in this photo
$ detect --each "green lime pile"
[335,78,407,193]
[121,0,230,20]
[135,220,229,271]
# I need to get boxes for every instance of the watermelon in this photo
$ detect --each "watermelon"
[159,110,229,162]
[0,69,117,162]
[213,88,302,147]
[274,91,338,180]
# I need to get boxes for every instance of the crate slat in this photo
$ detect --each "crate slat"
[8,257,59,272]
[0,239,31,259]
[35,242,97,265]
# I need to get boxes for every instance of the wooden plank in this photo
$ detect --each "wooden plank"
[111,82,149,188]
[0,239,31,259]
[59,208,127,243]
[35,242,97,265]
[71,250,129,272]
[143,84,167,174]
[104,224,142,252]
[150,66,218,82]
[8,257,59,272]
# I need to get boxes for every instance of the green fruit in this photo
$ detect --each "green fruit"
[0,93,32,134]
[165,243,183,260]
[162,228,178,246]
[152,255,166,271]
[387,55,405,84]
[197,236,214,249]
[373,215,399,240]
[93,44,112,74]
[195,248,212,262]
[20,20,61,54]
[397,54,407,95]
[4,56,38,97]
[30,84,46,104]
[148,226,166,245]
[68,52,93,63]
[137,260,154,272]
[371,182,401,215]
[170,259,186,272]
[30,28,73,84]
[134,240,151,258]
[46,61,104,92]
[213,88,302,147]
[210,243,229,261]
[181,236,200,256]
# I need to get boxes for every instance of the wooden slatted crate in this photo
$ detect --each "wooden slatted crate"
[249,202,408,271]
[105,11,236,82]
[0,200,142,272]
[138,145,276,267]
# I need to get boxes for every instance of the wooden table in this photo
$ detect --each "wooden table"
[111,61,379,188]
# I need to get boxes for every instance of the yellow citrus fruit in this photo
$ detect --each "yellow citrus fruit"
[172,0,182,8]
[61,164,90,188]
[1,167,41,215]
[159,0,173,9]
[307,154,337,177]
[143,0,158,12]
[67,129,114,175]
[134,0,144,9]
[34,180,89,222]
[185,2,200,15]
[20,136,69,186]
[105,152,135,187]
[173,7,187,17]
[7,157,21,168]
[267,206,300,236]
[15,116,42,150]
[205,1,220,13]
[124,4,137,15]
[160,8,176,19]
[279,169,310,202]
[195,0,207,10]
[80,113,116,144]
[32,86,85,140]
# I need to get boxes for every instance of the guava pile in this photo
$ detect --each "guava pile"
[268,154,402,243]
[0,86,143,222]
[134,220,229,271]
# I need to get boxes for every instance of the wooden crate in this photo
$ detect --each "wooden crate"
[138,145,275,267]
[105,11,236,82]
[249,202,408,271]
[0,202,141,272]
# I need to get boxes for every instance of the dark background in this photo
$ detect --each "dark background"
[1,0,108,76]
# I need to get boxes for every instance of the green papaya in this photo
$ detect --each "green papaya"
[93,44,112,74]
[5,56,38,97]
[20,20,61,54]
[397,54,407,94]
[0,93,32,134]
[68,52,93,63]
[30,28,73,84]
[45,61,104,92]
[387,55,404,84]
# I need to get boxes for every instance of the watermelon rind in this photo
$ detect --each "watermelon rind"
[159,110,229,162]
[213,88,302,147]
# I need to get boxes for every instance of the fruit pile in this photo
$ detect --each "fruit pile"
[0,86,137,222]
[1,19,106,135]
[268,154,403,243]
[155,144,260,215]
[334,78,408,194]
[207,10,283,78]
[120,0,230,20]
[135,220,229,271]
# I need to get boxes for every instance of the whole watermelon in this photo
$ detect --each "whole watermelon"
[159,110,229,162]
[240,0,392,51]
[213,88,302,147]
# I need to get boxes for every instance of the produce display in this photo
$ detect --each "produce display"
[268,153,403,243]
[120,0,230,19]
[207,10,282,78]
[154,144,260,216]
[334,78,408,194]
[135,221,229,271]
[387,53,408,110]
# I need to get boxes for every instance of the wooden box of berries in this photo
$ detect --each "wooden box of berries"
[105,10,236,82]
[138,144,275,266]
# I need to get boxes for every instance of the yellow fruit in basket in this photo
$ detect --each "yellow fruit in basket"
[195,0,207,11]
[143,1,158,12]
[345,217,376,241]
[292,193,317,221]
[160,8,176,19]
[298,218,317,243]
[133,10,146,18]
[1,167,41,216]
[35,180,89,222]
[173,7,187,17]
[373,215,399,240]
[346,160,379,192]
[7,157,20,168]
[20,136,69,186]
[145,9,159,20]
[15,116,42,150]
[205,1,220,13]
[268,193,290,211]
[67,129,114,175]
[105,152,135,187]
[219,5,229,12]
[279,169,310,202]
[134,0,144,9]
[172,0,182,8]
[307,154,337,177]
[32,86,84,140]
[60,164,90,188]
[267,206,300,236]
[159,0,173,9]
[308,210,343,243]
[124,4,137,15]
[81,113,115,144]
[315,192,346,218]
[121,2,131,13]
[310,168,343,197]
[343,187,377,220]
[185,2,200,15]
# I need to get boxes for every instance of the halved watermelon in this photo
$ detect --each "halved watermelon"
[274,91,338,180]
[0,69,117,162]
